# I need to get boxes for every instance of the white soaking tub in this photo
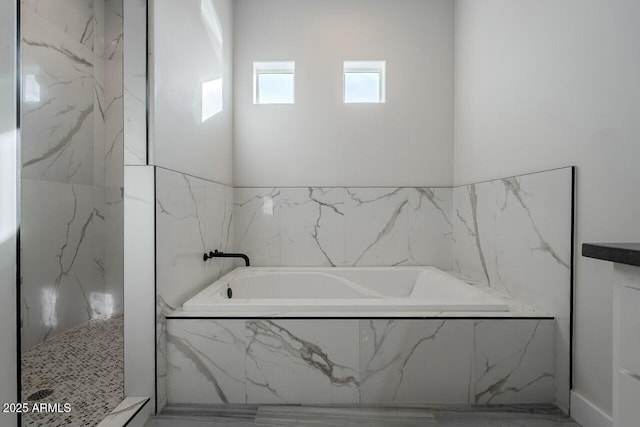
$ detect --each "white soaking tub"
[182,266,509,313]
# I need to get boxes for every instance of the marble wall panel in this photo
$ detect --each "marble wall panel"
[123,0,147,165]
[21,179,100,349]
[233,188,282,266]
[359,320,473,405]
[21,7,95,185]
[20,0,124,351]
[473,319,555,405]
[166,320,246,404]
[165,318,555,406]
[155,167,236,411]
[233,187,454,269]
[452,167,573,408]
[245,320,360,404]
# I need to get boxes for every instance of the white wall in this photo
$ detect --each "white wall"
[233,0,454,187]
[151,0,234,185]
[455,0,640,416]
[0,0,18,423]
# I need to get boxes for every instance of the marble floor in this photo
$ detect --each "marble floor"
[146,405,582,427]
[21,315,124,427]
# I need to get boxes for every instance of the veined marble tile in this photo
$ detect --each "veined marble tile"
[407,187,453,269]
[93,184,107,292]
[23,0,95,51]
[156,168,237,409]
[21,179,100,349]
[205,182,235,279]
[124,166,156,408]
[156,168,207,309]
[359,320,473,405]
[123,0,147,165]
[473,319,555,405]
[343,188,410,267]
[166,320,246,404]
[105,186,124,314]
[233,188,282,266]
[155,168,209,412]
[452,167,572,408]
[234,187,454,269]
[280,188,345,267]
[21,8,95,185]
[245,320,360,404]
[104,0,124,188]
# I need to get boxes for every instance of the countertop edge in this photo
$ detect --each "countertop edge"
[582,243,640,268]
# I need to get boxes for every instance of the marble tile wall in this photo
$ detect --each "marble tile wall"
[165,318,555,406]
[230,168,573,408]
[451,167,573,409]
[20,0,124,349]
[123,0,147,165]
[155,167,235,411]
[233,187,453,269]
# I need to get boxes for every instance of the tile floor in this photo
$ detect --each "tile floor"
[146,404,582,427]
[21,315,124,427]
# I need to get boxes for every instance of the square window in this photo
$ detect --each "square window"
[344,61,386,104]
[254,61,295,104]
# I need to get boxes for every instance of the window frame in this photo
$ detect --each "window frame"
[253,61,296,105]
[343,60,386,104]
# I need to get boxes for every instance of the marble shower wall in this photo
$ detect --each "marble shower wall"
[20,0,124,350]
[166,318,555,406]
[452,167,573,409]
[155,166,235,410]
[233,187,453,269]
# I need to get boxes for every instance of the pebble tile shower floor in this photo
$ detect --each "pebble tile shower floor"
[21,315,124,427]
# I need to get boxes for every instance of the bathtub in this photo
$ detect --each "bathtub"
[181,266,509,313]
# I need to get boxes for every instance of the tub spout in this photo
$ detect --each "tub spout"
[203,250,250,266]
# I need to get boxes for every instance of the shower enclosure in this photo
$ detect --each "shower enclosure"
[18,0,125,425]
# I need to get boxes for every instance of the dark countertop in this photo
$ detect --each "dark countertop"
[582,243,640,267]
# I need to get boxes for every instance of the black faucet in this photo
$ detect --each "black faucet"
[203,250,250,266]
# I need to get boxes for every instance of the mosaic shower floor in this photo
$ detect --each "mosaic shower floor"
[21,314,124,427]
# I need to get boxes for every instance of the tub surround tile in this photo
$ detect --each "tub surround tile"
[233,187,454,269]
[233,188,282,266]
[473,320,555,405]
[407,188,453,268]
[205,183,237,277]
[359,320,473,404]
[245,320,360,404]
[280,188,345,267]
[165,318,554,406]
[167,320,246,405]
[155,167,236,411]
[452,167,572,408]
[343,188,410,267]
[160,169,572,410]
[156,168,208,310]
